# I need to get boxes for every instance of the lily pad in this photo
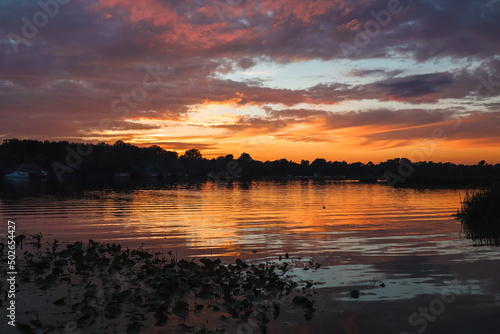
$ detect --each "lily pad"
[172,300,189,319]
[53,297,66,306]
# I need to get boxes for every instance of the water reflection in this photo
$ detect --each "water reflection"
[460,223,500,246]
[458,210,500,247]
[1,179,500,333]
[0,180,479,259]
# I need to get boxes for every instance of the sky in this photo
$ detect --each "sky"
[1,0,500,164]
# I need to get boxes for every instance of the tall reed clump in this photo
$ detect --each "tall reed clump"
[456,186,500,246]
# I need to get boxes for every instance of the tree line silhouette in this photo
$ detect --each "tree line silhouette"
[1,139,499,186]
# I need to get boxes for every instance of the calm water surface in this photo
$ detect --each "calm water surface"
[0,180,472,258]
[1,179,499,333]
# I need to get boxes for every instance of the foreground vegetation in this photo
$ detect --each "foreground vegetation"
[456,186,500,246]
[0,234,320,333]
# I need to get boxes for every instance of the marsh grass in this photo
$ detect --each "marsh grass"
[456,186,500,246]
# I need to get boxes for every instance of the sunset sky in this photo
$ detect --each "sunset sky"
[1,0,500,163]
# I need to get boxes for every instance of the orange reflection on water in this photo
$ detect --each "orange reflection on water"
[0,180,468,261]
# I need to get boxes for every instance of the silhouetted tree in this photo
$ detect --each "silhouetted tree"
[182,148,202,159]
[238,153,252,162]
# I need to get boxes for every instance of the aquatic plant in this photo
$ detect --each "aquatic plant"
[292,296,316,320]
[0,234,317,333]
[349,282,360,299]
[456,187,500,246]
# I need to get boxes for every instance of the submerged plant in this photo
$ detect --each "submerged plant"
[349,282,360,299]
